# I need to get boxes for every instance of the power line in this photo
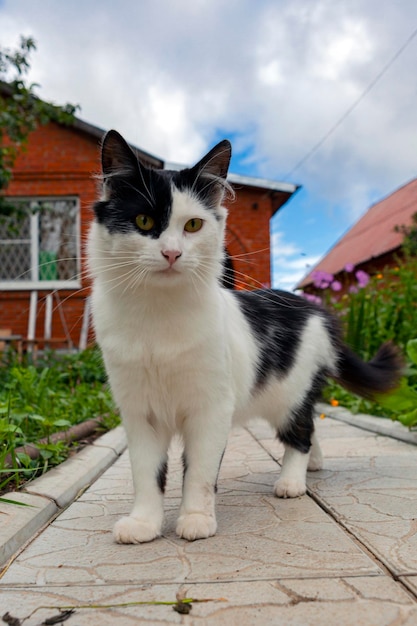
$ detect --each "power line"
[284,25,417,179]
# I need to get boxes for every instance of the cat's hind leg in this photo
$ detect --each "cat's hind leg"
[113,417,170,544]
[273,368,326,497]
[274,429,323,497]
[274,446,310,498]
[274,402,315,498]
[307,431,323,471]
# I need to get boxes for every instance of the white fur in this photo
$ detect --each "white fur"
[88,188,336,542]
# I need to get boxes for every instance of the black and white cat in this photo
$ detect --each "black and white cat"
[88,130,401,543]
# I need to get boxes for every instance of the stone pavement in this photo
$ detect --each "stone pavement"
[1,408,417,625]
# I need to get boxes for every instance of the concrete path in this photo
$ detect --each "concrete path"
[1,409,417,625]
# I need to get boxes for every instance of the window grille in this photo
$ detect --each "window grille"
[0,198,80,289]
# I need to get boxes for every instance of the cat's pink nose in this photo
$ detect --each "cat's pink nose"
[161,249,182,266]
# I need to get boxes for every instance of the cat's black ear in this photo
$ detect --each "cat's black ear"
[193,140,232,180]
[101,130,140,177]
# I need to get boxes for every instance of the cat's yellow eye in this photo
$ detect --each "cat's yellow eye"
[184,218,203,233]
[136,214,155,231]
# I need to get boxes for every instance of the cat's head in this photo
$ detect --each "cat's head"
[90,130,232,291]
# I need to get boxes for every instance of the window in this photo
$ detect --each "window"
[0,198,80,289]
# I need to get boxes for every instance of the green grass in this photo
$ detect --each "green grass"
[0,346,119,497]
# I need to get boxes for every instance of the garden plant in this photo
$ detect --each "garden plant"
[303,256,417,428]
[0,347,119,502]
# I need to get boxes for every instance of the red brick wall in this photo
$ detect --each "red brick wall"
[0,290,85,347]
[1,122,273,345]
[225,188,272,290]
[1,121,99,346]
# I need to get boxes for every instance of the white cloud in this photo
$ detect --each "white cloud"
[271,232,320,290]
[272,255,321,291]
[270,231,300,258]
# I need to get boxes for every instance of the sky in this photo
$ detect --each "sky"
[1,0,417,289]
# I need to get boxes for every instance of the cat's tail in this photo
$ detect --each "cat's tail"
[334,342,404,399]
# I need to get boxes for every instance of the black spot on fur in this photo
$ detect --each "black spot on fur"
[94,168,173,238]
[182,451,188,472]
[221,250,235,289]
[157,459,168,493]
[277,369,328,453]
[235,289,339,387]
[171,139,231,216]
[214,448,226,493]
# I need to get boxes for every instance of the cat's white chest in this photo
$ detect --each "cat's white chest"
[91,283,235,427]
[92,283,215,365]
[115,313,178,360]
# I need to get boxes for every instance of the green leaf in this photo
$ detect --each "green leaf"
[0,497,37,507]
[406,339,417,365]
[52,419,72,429]
[397,408,417,428]
[375,381,417,412]
[0,420,23,435]
[39,449,53,460]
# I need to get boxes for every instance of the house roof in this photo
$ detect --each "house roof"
[227,173,299,216]
[227,172,298,196]
[71,117,164,169]
[298,176,417,288]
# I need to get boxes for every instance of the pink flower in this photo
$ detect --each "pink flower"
[355,270,370,288]
[344,263,355,273]
[349,285,358,294]
[330,280,342,292]
[312,270,334,289]
[302,292,322,306]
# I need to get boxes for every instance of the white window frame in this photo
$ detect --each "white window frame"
[0,196,81,291]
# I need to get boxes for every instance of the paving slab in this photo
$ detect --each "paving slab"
[0,492,57,567]
[401,576,417,597]
[0,426,126,569]
[23,426,127,508]
[317,402,417,446]
[1,412,417,624]
[313,421,417,577]
[249,416,417,579]
[0,433,381,587]
[1,578,416,625]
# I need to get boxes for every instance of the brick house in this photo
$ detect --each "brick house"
[0,114,297,349]
[298,177,417,292]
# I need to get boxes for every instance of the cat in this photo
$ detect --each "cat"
[88,129,402,544]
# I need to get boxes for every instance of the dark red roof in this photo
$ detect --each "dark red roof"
[298,177,417,287]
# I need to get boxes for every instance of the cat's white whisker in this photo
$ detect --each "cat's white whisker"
[228,247,271,259]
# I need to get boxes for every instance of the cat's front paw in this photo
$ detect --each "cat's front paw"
[113,515,160,544]
[274,478,306,498]
[176,513,217,541]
